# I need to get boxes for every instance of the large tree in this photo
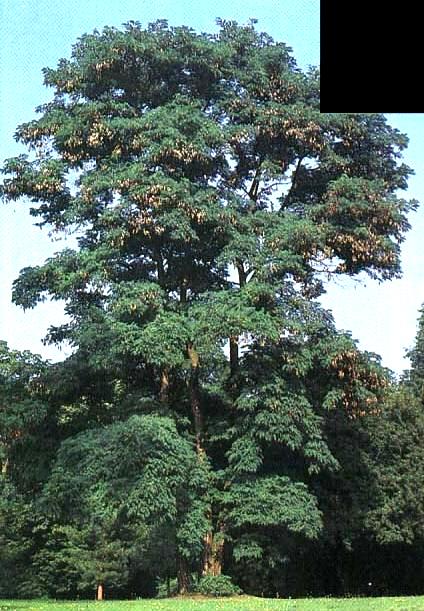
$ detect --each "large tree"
[0,342,50,597]
[0,19,415,595]
[0,341,50,484]
[405,304,424,397]
[36,414,208,599]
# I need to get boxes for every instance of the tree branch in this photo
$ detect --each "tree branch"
[248,164,262,204]
[282,156,304,209]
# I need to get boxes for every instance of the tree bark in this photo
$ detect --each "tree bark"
[187,342,204,458]
[96,584,104,601]
[236,259,247,288]
[202,529,213,575]
[282,155,304,208]
[186,342,224,578]
[159,367,170,404]
[248,165,261,207]
[229,260,246,378]
[229,335,239,377]
[1,455,8,476]
[155,250,165,286]
[177,553,190,594]
[186,343,226,579]
[180,280,187,303]
[202,522,225,576]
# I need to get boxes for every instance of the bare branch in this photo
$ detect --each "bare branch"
[282,156,304,208]
[248,165,262,203]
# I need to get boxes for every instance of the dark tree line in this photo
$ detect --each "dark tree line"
[1,19,423,599]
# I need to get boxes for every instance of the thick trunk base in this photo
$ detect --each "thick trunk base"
[96,584,104,601]
[177,554,190,594]
[202,529,224,577]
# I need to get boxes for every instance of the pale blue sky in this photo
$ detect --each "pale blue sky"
[0,0,422,375]
[320,113,424,375]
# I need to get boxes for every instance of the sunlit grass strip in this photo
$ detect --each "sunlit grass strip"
[2,597,424,611]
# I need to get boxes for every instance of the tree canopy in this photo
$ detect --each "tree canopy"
[0,19,420,599]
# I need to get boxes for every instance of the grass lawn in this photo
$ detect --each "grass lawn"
[1,597,424,611]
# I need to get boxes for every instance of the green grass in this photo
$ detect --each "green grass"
[2,597,424,611]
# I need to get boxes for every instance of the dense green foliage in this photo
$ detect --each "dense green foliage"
[196,575,242,597]
[0,18,423,599]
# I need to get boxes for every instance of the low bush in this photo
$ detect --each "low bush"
[197,574,242,597]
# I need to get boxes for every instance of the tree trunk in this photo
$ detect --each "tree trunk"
[159,367,170,404]
[180,281,187,303]
[229,335,239,377]
[248,166,261,205]
[187,342,204,458]
[155,250,165,286]
[177,553,190,594]
[1,455,8,476]
[228,260,246,381]
[187,342,224,578]
[96,584,104,601]
[213,532,224,576]
[236,260,247,288]
[202,529,213,576]
[186,343,227,579]
[203,522,225,577]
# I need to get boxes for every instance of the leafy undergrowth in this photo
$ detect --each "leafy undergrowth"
[1,598,424,611]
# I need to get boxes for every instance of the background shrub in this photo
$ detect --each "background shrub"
[197,574,242,597]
